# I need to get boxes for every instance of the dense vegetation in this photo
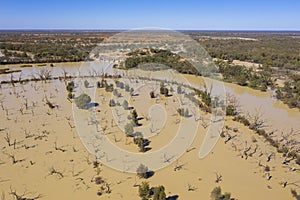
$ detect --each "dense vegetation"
[275,74,300,109]
[195,32,300,70]
[124,48,199,74]
[138,182,167,200]
[217,60,274,91]
[0,31,109,64]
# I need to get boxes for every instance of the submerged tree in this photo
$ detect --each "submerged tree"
[75,93,91,109]
[210,186,233,200]
[139,182,150,200]
[153,185,166,200]
[150,91,155,98]
[122,100,129,110]
[66,81,75,92]
[137,164,148,179]
[134,136,145,152]
[124,123,134,137]
[84,80,89,88]
[109,99,116,107]
[131,109,139,125]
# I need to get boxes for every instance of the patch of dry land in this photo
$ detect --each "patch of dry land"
[0,68,299,200]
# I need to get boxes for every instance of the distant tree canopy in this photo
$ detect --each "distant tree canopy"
[276,74,300,109]
[0,31,104,64]
[124,48,199,75]
[217,60,274,91]
[199,36,300,70]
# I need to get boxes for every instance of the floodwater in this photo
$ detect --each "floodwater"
[1,61,299,134]
[186,74,300,133]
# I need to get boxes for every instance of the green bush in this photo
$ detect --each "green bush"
[84,80,89,88]
[210,186,234,200]
[226,105,236,116]
[122,100,129,110]
[150,91,155,98]
[68,92,74,99]
[66,81,75,92]
[75,93,91,109]
[134,136,145,152]
[153,185,166,200]
[131,109,138,125]
[109,99,116,107]
[137,164,148,179]
[124,123,134,137]
[139,182,150,200]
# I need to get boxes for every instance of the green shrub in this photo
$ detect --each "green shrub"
[109,99,116,107]
[75,93,91,109]
[68,92,74,99]
[124,123,134,137]
[84,80,89,88]
[150,91,155,98]
[139,182,150,200]
[66,81,75,92]
[226,105,236,116]
[137,164,148,179]
[153,185,166,200]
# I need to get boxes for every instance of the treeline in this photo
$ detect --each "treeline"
[198,35,300,70]
[275,74,300,109]
[124,48,199,75]
[0,31,107,64]
[217,60,274,91]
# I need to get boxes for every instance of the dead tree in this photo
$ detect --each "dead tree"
[9,187,42,200]
[187,183,196,191]
[36,68,52,83]
[214,172,222,183]
[5,153,25,164]
[282,146,296,165]
[68,121,75,129]
[266,172,272,180]
[48,167,64,179]
[45,97,56,109]
[10,74,15,87]
[19,106,24,115]
[54,141,66,152]
[226,93,240,113]
[266,152,274,162]
[201,117,209,129]
[18,72,23,82]
[224,133,237,144]
[249,144,258,157]
[174,160,185,171]
[247,108,266,130]
[4,133,12,146]
[281,180,300,188]
[0,96,5,110]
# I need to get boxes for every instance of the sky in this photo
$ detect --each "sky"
[0,0,299,30]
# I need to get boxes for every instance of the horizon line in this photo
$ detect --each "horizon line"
[0,28,300,32]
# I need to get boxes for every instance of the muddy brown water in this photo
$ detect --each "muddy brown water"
[1,62,299,135]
